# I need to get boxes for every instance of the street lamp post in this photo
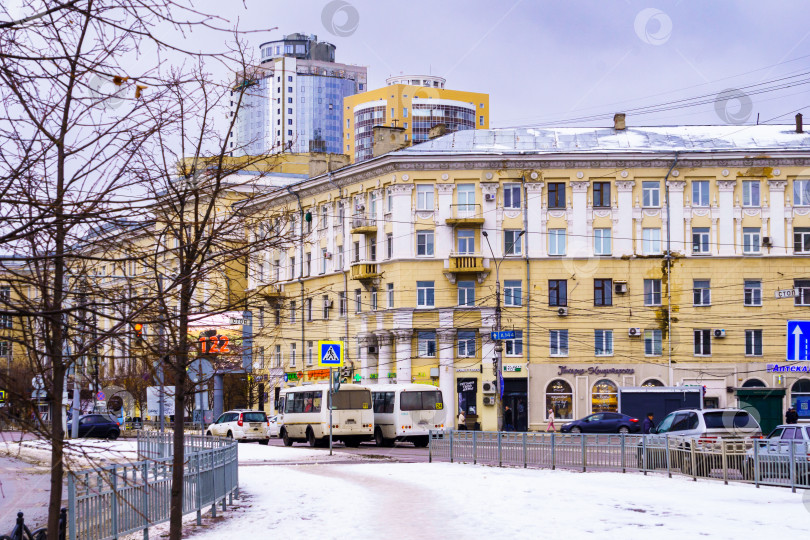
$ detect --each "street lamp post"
[482,229,524,432]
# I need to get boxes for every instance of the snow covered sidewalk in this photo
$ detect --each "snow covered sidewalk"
[190,462,809,540]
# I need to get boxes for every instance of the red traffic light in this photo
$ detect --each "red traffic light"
[133,323,143,338]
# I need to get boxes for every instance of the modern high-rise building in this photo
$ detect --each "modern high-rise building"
[231,33,367,156]
[343,75,489,162]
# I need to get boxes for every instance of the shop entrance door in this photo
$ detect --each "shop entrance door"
[736,388,785,435]
[503,378,528,432]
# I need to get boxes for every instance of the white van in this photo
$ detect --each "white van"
[278,383,373,447]
[371,384,446,447]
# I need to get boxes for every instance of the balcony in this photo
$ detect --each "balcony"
[256,283,285,301]
[350,261,381,281]
[445,204,485,226]
[350,214,377,235]
[445,253,489,284]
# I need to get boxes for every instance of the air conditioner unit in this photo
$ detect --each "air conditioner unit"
[762,237,772,247]
[324,299,333,308]
[628,327,642,337]
[614,281,628,294]
[368,346,378,354]
[355,204,365,211]
[714,329,726,338]
[484,193,496,202]
[324,252,333,259]
[482,380,497,394]
[557,307,568,316]
[483,396,496,406]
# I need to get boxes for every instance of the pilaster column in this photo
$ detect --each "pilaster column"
[525,182,545,257]
[393,329,413,384]
[391,184,415,258]
[480,183,500,257]
[768,180,787,255]
[570,181,589,256]
[357,332,377,383]
[437,184,456,260]
[479,329,497,378]
[374,330,393,384]
[615,181,635,256]
[717,180,736,255]
[437,328,457,428]
[666,181,686,253]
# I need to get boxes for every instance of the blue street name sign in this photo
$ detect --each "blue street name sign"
[491,330,516,341]
[787,321,810,361]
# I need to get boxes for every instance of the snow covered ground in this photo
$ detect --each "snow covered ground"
[237,441,361,463]
[0,438,139,467]
[189,461,809,540]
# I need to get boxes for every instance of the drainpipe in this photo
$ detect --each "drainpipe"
[522,175,531,430]
[326,172,351,371]
[286,185,305,384]
[663,154,679,386]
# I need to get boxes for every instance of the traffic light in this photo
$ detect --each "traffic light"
[133,323,144,343]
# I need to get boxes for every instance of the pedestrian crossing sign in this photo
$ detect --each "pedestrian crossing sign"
[318,340,344,367]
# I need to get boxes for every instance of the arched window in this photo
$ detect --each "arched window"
[741,379,766,388]
[545,379,573,420]
[790,378,810,420]
[592,379,618,413]
[641,378,664,387]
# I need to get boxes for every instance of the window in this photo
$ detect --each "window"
[458,331,476,357]
[594,228,611,255]
[387,283,394,308]
[503,183,521,209]
[290,301,296,323]
[593,182,611,208]
[594,279,612,306]
[549,330,568,356]
[416,184,434,210]
[549,279,567,306]
[258,346,265,369]
[306,298,312,321]
[457,230,475,254]
[403,107,408,118]
[274,308,281,325]
[399,391,443,411]
[693,280,711,306]
[795,279,810,306]
[322,295,330,319]
[289,256,296,278]
[257,308,265,327]
[692,180,710,207]
[353,241,360,263]
[479,115,484,126]
[339,291,347,316]
[355,289,362,313]
[305,252,311,276]
[504,280,522,307]
[457,184,475,212]
[548,229,566,255]
[274,345,281,368]
[320,206,328,229]
[321,248,328,274]
[794,179,810,206]
[369,242,376,262]
[371,287,378,311]
[386,233,393,259]
[692,227,710,254]
[289,343,297,368]
[546,380,573,420]
[417,281,435,307]
[645,330,662,356]
[386,188,392,213]
[504,230,522,255]
[745,329,763,356]
[642,228,661,254]
[0,314,11,329]
[458,281,475,307]
[644,279,662,306]
[743,228,761,254]
[694,329,711,356]
[0,341,10,358]
[418,331,436,357]
[548,182,565,209]
[592,379,618,413]
[642,181,660,207]
[794,228,810,254]
[373,391,395,414]
[505,330,523,356]
[416,231,434,256]
[744,280,762,306]
[594,330,613,356]
[743,180,760,207]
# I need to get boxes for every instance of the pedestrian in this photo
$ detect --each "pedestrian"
[504,405,514,431]
[786,407,799,424]
[641,412,655,434]
[546,408,555,432]
[458,409,467,430]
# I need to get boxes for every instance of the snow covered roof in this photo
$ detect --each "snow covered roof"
[395,125,810,156]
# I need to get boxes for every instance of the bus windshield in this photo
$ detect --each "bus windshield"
[400,391,443,411]
[329,390,372,410]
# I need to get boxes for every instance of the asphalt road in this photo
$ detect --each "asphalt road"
[264,436,431,462]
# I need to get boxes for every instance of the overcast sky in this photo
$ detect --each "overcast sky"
[193,1,809,129]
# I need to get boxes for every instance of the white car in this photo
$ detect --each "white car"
[267,415,280,438]
[206,409,270,444]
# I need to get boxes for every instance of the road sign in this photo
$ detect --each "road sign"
[491,330,516,341]
[775,288,799,299]
[318,341,344,367]
[0,390,5,403]
[187,358,214,383]
[787,321,810,361]
[96,391,105,401]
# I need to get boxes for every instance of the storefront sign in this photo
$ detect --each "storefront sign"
[456,367,481,373]
[306,369,330,381]
[557,365,635,376]
[503,365,522,372]
[458,380,476,392]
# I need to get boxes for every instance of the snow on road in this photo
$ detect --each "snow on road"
[192,462,810,540]
[237,442,361,463]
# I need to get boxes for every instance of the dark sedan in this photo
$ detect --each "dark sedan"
[560,412,641,434]
[67,414,121,440]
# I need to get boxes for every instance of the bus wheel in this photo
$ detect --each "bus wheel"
[307,428,317,447]
[374,428,385,447]
[281,429,293,447]
[413,436,429,448]
[343,438,360,448]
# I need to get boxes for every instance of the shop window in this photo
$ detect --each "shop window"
[790,379,810,419]
[545,379,573,420]
[641,378,664,387]
[591,379,618,413]
[458,378,478,416]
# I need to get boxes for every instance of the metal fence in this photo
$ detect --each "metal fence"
[429,430,810,492]
[67,432,239,540]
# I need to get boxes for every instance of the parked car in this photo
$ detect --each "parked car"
[560,412,641,433]
[206,410,270,444]
[638,408,762,474]
[267,415,280,438]
[742,424,810,484]
[67,414,121,440]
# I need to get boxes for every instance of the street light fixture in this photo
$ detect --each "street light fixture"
[482,229,525,432]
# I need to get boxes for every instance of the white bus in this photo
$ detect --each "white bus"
[277,383,373,447]
[371,384,446,447]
